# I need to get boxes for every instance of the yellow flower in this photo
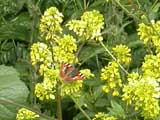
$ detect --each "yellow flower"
[92,112,117,120]
[142,54,160,80]
[112,90,119,96]
[53,34,77,64]
[122,75,160,119]
[112,44,131,65]
[100,61,122,96]
[16,108,39,120]
[35,79,56,101]
[39,7,63,41]
[67,10,104,41]
[30,6,94,100]
[30,42,52,66]
[137,21,160,53]
[61,80,83,96]
[80,69,94,79]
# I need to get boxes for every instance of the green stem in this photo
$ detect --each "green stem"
[151,0,159,10]
[115,0,140,21]
[96,55,100,71]
[115,0,129,13]
[56,82,63,120]
[135,0,141,8]
[83,0,87,10]
[100,41,129,75]
[71,96,91,120]
[0,98,51,119]
[31,66,38,105]
[27,0,40,44]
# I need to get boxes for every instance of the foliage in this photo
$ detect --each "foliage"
[0,65,29,120]
[0,0,160,120]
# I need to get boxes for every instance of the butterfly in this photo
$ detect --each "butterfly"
[60,63,85,81]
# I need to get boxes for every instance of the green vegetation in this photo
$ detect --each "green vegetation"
[0,0,160,120]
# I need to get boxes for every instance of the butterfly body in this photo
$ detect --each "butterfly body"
[60,63,85,81]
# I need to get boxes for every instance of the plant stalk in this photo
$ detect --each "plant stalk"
[0,98,51,119]
[71,96,91,120]
[100,41,128,75]
[56,82,63,120]
[115,0,140,21]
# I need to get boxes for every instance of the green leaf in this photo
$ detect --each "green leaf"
[108,100,126,119]
[88,0,106,10]
[0,0,26,16]
[0,12,31,42]
[0,65,29,120]
[152,2,160,13]
[79,44,105,64]
[95,98,108,107]
[93,86,103,100]
[156,115,160,120]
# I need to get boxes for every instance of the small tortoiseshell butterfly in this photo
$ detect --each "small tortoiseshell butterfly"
[60,63,85,81]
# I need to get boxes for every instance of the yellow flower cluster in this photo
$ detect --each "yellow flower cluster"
[61,80,83,96]
[127,72,141,82]
[16,108,39,120]
[30,42,57,101]
[92,112,117,120]
[60,69,94,96]
[142,54,160,80]
[35,80,55,100]
[122,73,160,119]
[30,42,52,66]
[80,69,94,79]
[67,10,104,41]
[35,68,58,100]
[136,21,160,119]
[112,44,131,65]
[137,21,160,53]
[100,61,122,96]
[53,34,77,64]
[31,7,95,100]
[39,7,63,41]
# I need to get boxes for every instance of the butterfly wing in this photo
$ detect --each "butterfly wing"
[60,63,73,79]
[60,63,85,81]
[71,72,85,81]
